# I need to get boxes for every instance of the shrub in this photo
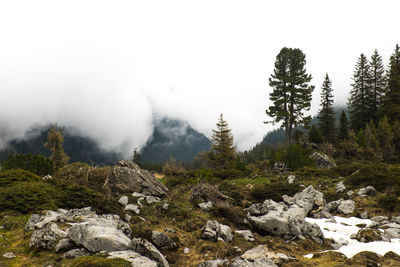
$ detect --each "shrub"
[378,195,400,212]
[1,153,54,176]
[213,169,244,179]
[0,169,40,186]
[283,145,314,170]
[251,182,301,202]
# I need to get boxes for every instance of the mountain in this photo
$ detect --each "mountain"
[0,118,211,166]
[140,118,211,164]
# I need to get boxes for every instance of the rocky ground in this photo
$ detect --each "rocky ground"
[1,159,400,266]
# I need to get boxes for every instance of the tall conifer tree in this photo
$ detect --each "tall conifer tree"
[348,53,372,131]
[209,114,236,168]
[45,125,69,169]
[266,47,314,145]
[318,73,336,143]
[369,49,386,120]
[383,44,400,122]
[338,110,349,141]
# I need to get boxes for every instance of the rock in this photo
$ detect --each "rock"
[164,228,176,234]
[234,230,255,242]
[202,220,233,242]
[347,190,354,197]
[190,184,231,208]
[355,228,382,243]
[132,192,146,197]
[55,238,75,253]
[247,186,324,243]
[145,196,161,204]
[29,223,67,249]
[230,256,277,267]
[371,216,389,224]
[125,204,140,215]
[309,151,336,168]
[183,247,190,254]
[198,201,213,211]
[3,252,16,259]
[35,210,60,229]
[287,175,295,184]
[42,174,52,180]
[25,214,41,231]
[360,211,369,219]
[150,231,177,250]
[197,259,228,267]
[336,181,346,193]
[231,245,280,266]
[63,248,90,259]
[159,204,169,211]
[330,238,349,249]
[273,161,287,173]
[358,186,377,197]
[67,217,132,253]
[108,250,158,267]
[393,215,400,224]
[337,200,355,215]
[382,228,400,240]
[104,160,168,197]
[118,196,129,206]
[125,214,132,222]
[131,238,169,267]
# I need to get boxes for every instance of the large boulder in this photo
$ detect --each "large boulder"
[103,160,168,197]
[202,220,233,242]
[29,223,67,249]
[190,183,231,208]
[131,238,169,267]
[357,186,377,197]
[150,231,177,250]
[309,152,336,168]
[108,250,158,267]
[67,217,132,253]
[247,186,324,243]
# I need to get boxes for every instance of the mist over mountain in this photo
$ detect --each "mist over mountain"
[140,118,211,164]
[0,118,211,166]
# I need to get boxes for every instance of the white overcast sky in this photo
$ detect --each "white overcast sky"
[0,0,399,153]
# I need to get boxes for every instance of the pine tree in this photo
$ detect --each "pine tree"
[45,125,69,169]
[392,120,400,161]
[318,73,336,143]
[348,53,372,131]
[369,49,386,121]
[308,124,323,144]
[209,114,236,168]
[377,116,394,161]
[133,148,141,166]
[364,122,382,161]
[338,110,349,141]
[266,47,314,145]
[383,44,400,122]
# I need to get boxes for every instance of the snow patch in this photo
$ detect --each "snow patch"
[305,216,400,258]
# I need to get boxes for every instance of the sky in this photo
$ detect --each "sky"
[0,0,399,154]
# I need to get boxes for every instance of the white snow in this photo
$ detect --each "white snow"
[305,216,400,258]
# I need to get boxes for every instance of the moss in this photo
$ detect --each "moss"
[69,255,131,267]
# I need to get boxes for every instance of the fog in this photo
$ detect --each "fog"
[0,0,398,154]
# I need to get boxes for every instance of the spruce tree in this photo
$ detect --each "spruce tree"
[383,44,400,122]
[266,47,314,145]
[338,110,349,141]
[45,125,69,169]
[133,148,141,166]
[317,73,336,143]
[348,53,372,131]
[209,114,236,168]
[369,49,386,121]
[377,116,394,161]
[364,122,382,161]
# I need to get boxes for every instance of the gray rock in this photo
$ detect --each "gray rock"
[360,211,369,219]
[190,183,231,208]
[197,259,228,267]
[164,228,176,234]
[371,216,389,224]
[42,174,52,180]
[183,247,190,254]
[358,186,377,197]
[118,196,129,206]
[29,223,67,249]
[309,152,336,168]
[67,217,132,253]
[55,238,75,253]
[202,220,233,242]
[145,196,161,204]
[108,250,158,267]
[336,181,346,193]
[330,238,349,249]
[230,256,277,267]
[125,214,132,222]
[287,175,295,184]
[151,231,177,250]
[25,214,41,231]
[125,204,140,215]
[131,238,169,267]
[63,248,90,259]
[3,252,16,259]
[35,211,60,229]
[104,160,168,197]
[347,190,354,197]
[198,201,213,211]
[132,192,146,198]
[337,200,355,215]
[234,230,255,242]
[393,215,400,224]
[382,228,400,240]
